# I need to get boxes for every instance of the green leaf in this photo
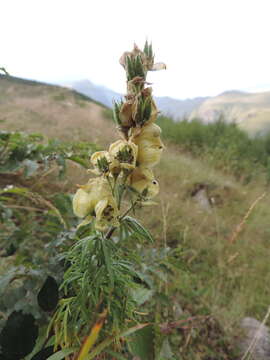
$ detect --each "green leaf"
[23,159,39,177]
[149,43,153,58]
[126,56,134,80]
[128,325,155,360]
[101,239,114,288]
[131,287,153,305]
[56,154,66,179]
[143,40,149,56]
[135,55,145,78]
[0,186,29,196]
[47,348,76,360]
[68,155,88,168]
[124,216,154,243]
[158,338,174,360]
[0,270,17,293]
[113,101,122,125]
[105,350,127,360]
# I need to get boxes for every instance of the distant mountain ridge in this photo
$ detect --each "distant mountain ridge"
[5,74,270,136]
[63,79,270,135]
[191,90,270,135]
[155,96,208,119]
[64,79,121,108]
[63,79,208,120]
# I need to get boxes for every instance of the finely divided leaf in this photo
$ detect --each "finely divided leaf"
[123,216,154,242]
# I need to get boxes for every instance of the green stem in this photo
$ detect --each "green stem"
[106,176,114,196]
[117,171,130,210]
[105,226,116,239]
[119,201,137,221]
[104,198,139,240]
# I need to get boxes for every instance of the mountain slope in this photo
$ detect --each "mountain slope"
[64,79,122,108]
[191,90,270,135]
[0,75,117,146]
[155,95,208,119]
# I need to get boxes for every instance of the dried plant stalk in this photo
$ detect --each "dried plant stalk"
[229,192,266,244]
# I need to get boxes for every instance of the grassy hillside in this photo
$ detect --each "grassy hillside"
[0,75,117,146]
[191,90,270,136]
[1,76,270,358]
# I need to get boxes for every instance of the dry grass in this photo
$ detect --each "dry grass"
[134,145,270,335]
[0,76,117,146]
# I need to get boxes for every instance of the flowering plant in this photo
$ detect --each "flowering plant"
[50,42,166,359]
[73,42,165,234]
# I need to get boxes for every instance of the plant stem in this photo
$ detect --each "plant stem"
[105,226,116,239]
[104,199,139,240]
[117,172,129,210]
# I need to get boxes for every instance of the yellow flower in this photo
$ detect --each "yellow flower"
[129,167,159,199]
[90,151,110,175]
[73,188,95,218]
[132,124,164,168]
[73,178,102,218]
[109,140,138,171]
[95,198,119,231]
[73,178,119,231]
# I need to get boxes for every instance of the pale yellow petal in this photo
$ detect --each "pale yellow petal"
[137,144,163,168]
[73,177,113,219]
[129,167,159,199]
[95,198,119,232]
[109,140,138,170]
[91,151,110,166]
[73,188,96,218]
[150,62,167,71]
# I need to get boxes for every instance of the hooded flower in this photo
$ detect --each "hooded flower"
[73,177,119,230]
[132,123,164,168]
[90,151,111,175]
[73,188,95,219]
[109,140,138,171]
[129,167,159,199]
[95,198,119,231]
[73,178,101,218]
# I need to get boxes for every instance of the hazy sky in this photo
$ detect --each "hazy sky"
[1,0,270,98]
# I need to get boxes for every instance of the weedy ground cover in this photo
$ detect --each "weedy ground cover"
[156,115,270,182]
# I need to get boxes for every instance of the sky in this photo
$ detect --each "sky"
[1,0,270,99]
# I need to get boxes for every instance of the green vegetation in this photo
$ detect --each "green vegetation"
[157,115,270,181]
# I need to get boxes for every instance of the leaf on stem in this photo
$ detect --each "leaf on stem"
[123,216,154,243]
